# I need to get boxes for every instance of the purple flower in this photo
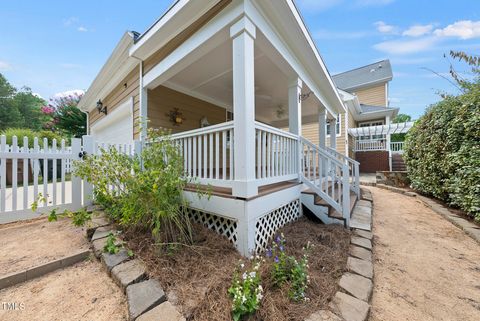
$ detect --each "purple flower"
[274,256,279,263]
[275,235,281,244]
[266,248,272,258]
[279,245,284,252]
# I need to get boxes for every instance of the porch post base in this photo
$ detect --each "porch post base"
[232,181,258,199]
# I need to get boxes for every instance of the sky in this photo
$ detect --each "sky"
[0,0,478,118]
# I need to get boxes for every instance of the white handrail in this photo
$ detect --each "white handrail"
[170,121,234,140]
[254,121,299,140]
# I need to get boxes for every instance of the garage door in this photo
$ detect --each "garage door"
[90,97,134,145]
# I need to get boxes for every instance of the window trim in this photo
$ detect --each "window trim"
[326,114,342,138]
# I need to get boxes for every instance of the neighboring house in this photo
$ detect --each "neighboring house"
[78,0,363,256]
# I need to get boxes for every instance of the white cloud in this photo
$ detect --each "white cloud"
[53,89,85,99]
[403,24,434,37]
[77,26,88,32]
[63,16,79,27]
[373,37,438,55]
[374,21,398,34]
[355,0,394,6]
[296,0,343,12]
[433,20,480,40]
[0,60,11,71]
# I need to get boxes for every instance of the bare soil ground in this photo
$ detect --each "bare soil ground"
[369,186,480,321]
[125,217,350,321]
[0,260,127,321]
[0,217,89,275]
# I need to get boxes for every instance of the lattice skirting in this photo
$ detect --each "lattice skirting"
[255,199,301,253]
[186,208,238,245]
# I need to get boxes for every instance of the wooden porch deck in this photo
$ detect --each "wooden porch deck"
[184,180,301,201]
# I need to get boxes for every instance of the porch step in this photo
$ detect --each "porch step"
[301,188,357,222]
[392,154,406,171]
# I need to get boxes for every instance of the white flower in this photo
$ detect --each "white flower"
[242,272,247,280]
[257,292,263,300]
[249,271,256,278]
[240,263,245,269]
[258,285,263,292]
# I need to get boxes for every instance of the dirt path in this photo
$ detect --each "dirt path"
[0,260,128,321]
[369,187,480,321]
[0,217,89,275]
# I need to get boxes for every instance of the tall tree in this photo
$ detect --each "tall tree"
[0,74,23,130]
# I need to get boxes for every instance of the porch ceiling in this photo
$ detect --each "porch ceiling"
[162,29,323,125]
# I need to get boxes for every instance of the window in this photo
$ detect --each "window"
[326,115,341,137]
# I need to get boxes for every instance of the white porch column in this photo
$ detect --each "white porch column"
[289,78,302,179]
[139,63,148,141]
[330,116,337,150]
[318,108,326,149]
[230,17,257,198]
[386,115,392,170]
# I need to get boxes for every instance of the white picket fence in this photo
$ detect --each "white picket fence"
[0,135,137,224]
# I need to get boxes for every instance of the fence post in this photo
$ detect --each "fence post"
[82,136,95,206]
[71,138,82,210]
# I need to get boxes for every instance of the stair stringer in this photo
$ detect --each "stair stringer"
[300,193,345,226]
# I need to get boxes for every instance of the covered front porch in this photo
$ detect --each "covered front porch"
[139,16,345,199]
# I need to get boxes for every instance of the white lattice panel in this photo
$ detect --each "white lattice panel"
[187,208,238,245]
[255,199,301,253]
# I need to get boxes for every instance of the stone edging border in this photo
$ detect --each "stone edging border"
[305,188,375,321]
[375,184,480,245]
[0,249,90,290]
[87,211,185,321]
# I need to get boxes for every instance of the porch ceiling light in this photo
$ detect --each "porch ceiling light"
[96,99,107,115]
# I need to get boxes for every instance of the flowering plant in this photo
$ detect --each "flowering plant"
[267,234,312,302]
[228,259,263,321]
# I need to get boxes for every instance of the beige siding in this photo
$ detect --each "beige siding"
[301,112,348,156]
[143,0,232,75]
[89,66,141,140]
[353,84,386,106]
[147,86,227,133]
[347,110,356,158]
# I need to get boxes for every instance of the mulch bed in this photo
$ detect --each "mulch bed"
[124,217,350,321]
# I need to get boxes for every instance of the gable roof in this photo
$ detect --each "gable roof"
[333,59,392,91]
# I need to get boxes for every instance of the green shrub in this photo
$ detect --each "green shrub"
[73,128,193,243]
[404,66,480,220]
[1,128,66,148]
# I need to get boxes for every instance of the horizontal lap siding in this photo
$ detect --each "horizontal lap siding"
[348,110,356,159]
[147,86,227,133]
[301,113,347,156]
[88,66,141,140]
[354,84,386,106]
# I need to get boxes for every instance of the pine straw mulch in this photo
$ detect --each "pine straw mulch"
[124,217,350,321]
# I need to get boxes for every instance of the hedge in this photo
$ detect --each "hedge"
[404,82,480,221]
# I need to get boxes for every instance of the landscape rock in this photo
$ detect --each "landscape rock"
[339,273,373,302]
[91,225,116,241]
[356,200,372,208]
[136,301,185,321]
[127,279,166,320]
[92,237,109,258]
[102,249,130,272]
[86,215,111,239]
[86,204,104,213]
[347,257,373,279]
[353,230,373,240]
[349,246,372,262]
[305,310,344,321]
[350,236,372,250]
[111,259,147,292]
[329,292,370,321]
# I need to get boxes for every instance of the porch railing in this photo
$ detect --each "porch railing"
[326,147,360,196]
[355,139,386,151]
[300,138,351,225]
[254,122,299,186]
[171,121,235,187]
[390,141,404,153]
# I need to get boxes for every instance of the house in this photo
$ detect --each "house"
[293,59,411,173]
[78,0,364,256]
